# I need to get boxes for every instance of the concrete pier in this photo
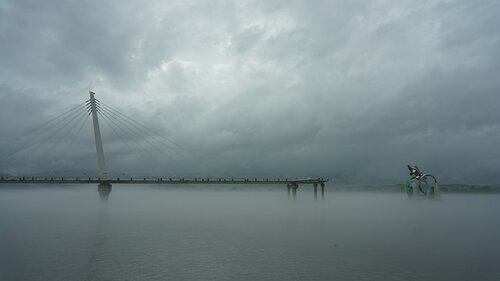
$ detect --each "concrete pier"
[97,182,112,201]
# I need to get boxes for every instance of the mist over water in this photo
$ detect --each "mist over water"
[1,185,499,281]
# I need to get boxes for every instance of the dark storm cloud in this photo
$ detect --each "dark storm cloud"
[1,0,499,183]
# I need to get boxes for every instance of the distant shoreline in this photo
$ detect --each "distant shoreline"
[0,182,499,193]
[328,184,500,193]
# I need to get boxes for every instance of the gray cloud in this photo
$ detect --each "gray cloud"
[1,0,500,184]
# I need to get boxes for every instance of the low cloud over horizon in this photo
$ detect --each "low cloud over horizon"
[1,0,500,184]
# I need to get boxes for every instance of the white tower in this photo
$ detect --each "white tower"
[88,91,112,200]
[89,91,109,181]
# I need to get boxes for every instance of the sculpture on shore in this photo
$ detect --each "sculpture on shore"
[404,165,440,199]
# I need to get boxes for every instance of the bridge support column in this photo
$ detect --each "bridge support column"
[287,184,291,198]
[314,183,318,199]
[98,182,112,201]
[320,182,325,198]
[291,182,299,199]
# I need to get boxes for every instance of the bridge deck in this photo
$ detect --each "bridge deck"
[0,177,328,185]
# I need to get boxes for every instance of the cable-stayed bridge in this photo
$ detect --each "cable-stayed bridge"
[0,92,328,199]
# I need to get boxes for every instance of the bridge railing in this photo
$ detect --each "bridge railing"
[0,176,328,183]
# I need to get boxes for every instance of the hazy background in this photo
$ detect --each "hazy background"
[1,0,500,184]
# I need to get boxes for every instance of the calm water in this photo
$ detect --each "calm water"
[0,185,499,281]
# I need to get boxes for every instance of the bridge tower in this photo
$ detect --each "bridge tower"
[88,91,111,199]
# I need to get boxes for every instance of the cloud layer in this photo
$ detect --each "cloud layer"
[1,0,500,183]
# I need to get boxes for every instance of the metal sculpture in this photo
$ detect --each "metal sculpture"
[404,165,440,199]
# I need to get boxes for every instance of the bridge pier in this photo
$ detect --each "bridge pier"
[287,183,299,198]
[98,182,112,201]
[287,181,327,199]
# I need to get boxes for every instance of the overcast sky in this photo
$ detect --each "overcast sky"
[1,0,499,184]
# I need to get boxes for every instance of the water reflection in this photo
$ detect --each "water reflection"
[1,186,498,281]
[86,200,109,280]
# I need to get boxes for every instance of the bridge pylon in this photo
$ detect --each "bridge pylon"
[87,91,111,199]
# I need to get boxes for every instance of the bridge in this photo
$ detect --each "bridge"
[0,177,327,198]
[0,92,328,199]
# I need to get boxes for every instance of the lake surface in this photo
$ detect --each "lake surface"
[1,185,499,281]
